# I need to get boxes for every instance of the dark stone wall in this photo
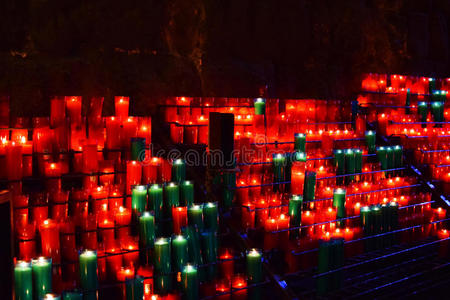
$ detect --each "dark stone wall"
[0,0,448,116]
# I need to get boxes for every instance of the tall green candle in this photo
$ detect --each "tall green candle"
[222,172,236,209]
[365,131,376,154]
[62,290,82,300]
[171,159,186,183]
[164,182,180,218]
[303,171,316,201]
[172,235,189,272]
[131,185,147,216]
[405,88,411,114]
[334,149,345,185]
[154,237,171,274]
[288,195,303,239]
[182,265,199,300]
[79,250,98,300]
[125,276,144,300]
[130,137,146,161]
[294,133,306,152]
[386,146,394,172]
[354,149,363,175]
[139,211,155,247]
[333,188,346,227]
[15,261,33,300]
[254,98,266,115]
[182,226,204,278]
[180,181,194,206]
[149,184,163,220]
[428,77,435,94]
[345,149,355,184]
[188,204,204,231]
[372,205,383,249]
[246,249,263,284]
[417,102,428,128]
[431,101,444,126]
[31,257,52,299]
[201,230,218,278]
[272,153,286,187]
[203,202,219,232]
[376,147,388,171]
[360,206,372,235]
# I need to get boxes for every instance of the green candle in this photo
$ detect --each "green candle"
[372,205,383,249]
[164,182,180,218]
[201,230,218,278]
[345,149,355,184]
[360,206,372,235]
[31,257,52,299]
[171,159,186,183]
[334,149,345,185]
[376,147,388,171]
[405,88,411,114]
[180,181,194,206]
[354,149,363,175]
[288,195,303,239]
[130,137,146,161]
[428,77,435,94]
[431,101,444,126]
[294,133,306,152]
[254,98,266,115]
[386,146,394,175]
[62,290,82,300]
[79,250,98,300]
[154,237,171,274]
[15,261,33,300]
[417,102,428,128]
[172,235,189,272]
[139,211,155,248]
[203,202,219,232]
[333,188,346,225]
[149,184,163,220]
[131,185,147,216]
[182,265,199,300]
[246,249,263,284]
[317,240,330,294]
[272,153,286,187]
[182,226,204,279]
[125,276,144,300]
[365,131,376,154]
[303,171,316,202]
[188,204,204,231]
[222,172,236,209]
[153,274,171,295]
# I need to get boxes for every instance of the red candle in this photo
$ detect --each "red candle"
[137,266,154,297]
[6,141,23,180]
[117,267,135,299]
[242,202,255,229]
[106,117,121,149]
[126,161,142,193]
[215,279,231,300]
[437,229,450,258]
[91,186,109,214]
[138,117,152,145]
[115,206,132,240]
[109,188,124,210]
[254,199,269,228]
[99,217,115,249]
[81,214,98,250]
[106,246,124,281]
[65,96,82,125]
[82,144,99,173]
[44,162,61,192]
[264,218,278,250]
[121,238,140,269]
[219,248,234,280]
[39,219,61,263]
[172,206,188,234]
[19,137,33,177]
[32,205,48,229]
[122,117,138,147]
[291,161,306,195]
[142,157,159,184]
[51,191,69,222]
[99,160,115,186]
[115,96,130,120]
[231,275,247,300]
[13,195,29,227]
[197,115,208,144]
[50,97,66,128]
[17,224,36,260]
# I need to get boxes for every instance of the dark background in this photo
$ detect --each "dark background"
[0,0,448,116]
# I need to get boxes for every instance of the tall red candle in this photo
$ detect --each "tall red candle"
[172,206,188,234]
[81,214,98,250]
[126,161,142,193]
[106,116,122,149]
[65,96,82,125]
[6,141,23,180]
[39,219,61,263]
[115,96,130,120]
[115,206,132,241]
[50,97,65,128]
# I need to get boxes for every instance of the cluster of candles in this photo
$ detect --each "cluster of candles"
[5,96,265,300]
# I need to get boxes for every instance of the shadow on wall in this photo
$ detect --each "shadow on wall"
[0,0,448,116]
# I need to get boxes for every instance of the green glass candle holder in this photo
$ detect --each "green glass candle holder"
[79,250,98,300]
[376,147,388,171]
[31,257,52,299]
[365,131,376,154]
[203,202,219,232]
[386,146,394,174]
[344,149,355,184]
[182,264,199,300]
[171,159,186,183]
[294,133,306,152]
[172,235,189,272]
[15,261,33,300]
[417,102,428,128]
[131,185,147,216]
[428,77,436,94]
[254,98,266,115]
[405,88,411,114]
[431,101,444,126]
[182,226,204,280]
[354,149,363,175]
[149,184,163,220]
[188,204,204,231]
[201,230,218,278]
[246,249,263,284]
[333,188,346,227]
[288,195,303,239]
[334,149,345,185]
[272,153,286,187]
[139,211,155,248]
[154,237,172,275]
[303,171,316,202]
[130,137,146,161]
[180,181,194,207]
[164,182,180,218]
